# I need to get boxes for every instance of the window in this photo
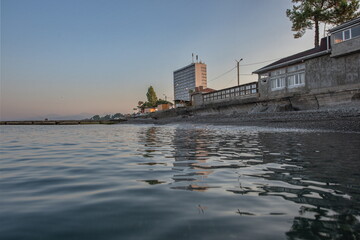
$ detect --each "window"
[333,24,360,44]
[352,25,360,38]
[270,67,286,90]
[334,31,343,43]
[287,63,305,72]
[259,73,268,79]
[288,75,295,86]
[266,64,306,91]
[235,88,239,96]
[288,73,305,87]
[344,29,351,40]
[271,77,285,90]
[271,68,286,77]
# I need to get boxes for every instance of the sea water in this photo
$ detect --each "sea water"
[0,124,359,239]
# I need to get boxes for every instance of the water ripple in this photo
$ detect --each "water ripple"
[1,124,360,239]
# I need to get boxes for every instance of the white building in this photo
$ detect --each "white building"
[173,62,207,103]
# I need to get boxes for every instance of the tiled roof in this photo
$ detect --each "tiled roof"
[253,37,330,74]
[203,88,216,93]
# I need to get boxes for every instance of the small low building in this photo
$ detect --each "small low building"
[144,107,157,113]
[253,17,360,108]
[157,103,173,111]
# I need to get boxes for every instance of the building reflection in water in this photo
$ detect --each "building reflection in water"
[169,126,265,192]
[136,127,162,159]
[171,127,213,191]
[136,125,360,238]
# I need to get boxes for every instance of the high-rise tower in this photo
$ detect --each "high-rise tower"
[173,62,207,103]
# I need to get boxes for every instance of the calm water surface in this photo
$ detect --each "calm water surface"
[0,124,360,240]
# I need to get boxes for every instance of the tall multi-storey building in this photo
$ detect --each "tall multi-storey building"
[173,62,207,102]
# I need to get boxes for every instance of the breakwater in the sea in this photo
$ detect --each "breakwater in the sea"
[0,119,126,125]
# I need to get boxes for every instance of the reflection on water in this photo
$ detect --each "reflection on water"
[0,124,359,239]
[136,125,360,239]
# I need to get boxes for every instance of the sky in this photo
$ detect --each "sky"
[1,0,320,120]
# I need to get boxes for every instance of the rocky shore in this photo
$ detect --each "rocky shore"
[125,104,360,132]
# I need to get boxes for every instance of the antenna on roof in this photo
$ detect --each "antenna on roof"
[192,53,194,63]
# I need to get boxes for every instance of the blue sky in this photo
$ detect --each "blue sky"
[1,0,318,120]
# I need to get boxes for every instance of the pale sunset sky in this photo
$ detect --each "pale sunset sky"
[1,0,320,120]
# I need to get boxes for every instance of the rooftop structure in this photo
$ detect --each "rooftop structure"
[329,17,360,57]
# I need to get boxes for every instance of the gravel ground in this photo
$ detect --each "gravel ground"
[124,105,360,132]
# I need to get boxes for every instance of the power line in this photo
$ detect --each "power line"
[241,58,282,67]
[227,77,236,85]
[208,57,281,83]
[208,66,236,82]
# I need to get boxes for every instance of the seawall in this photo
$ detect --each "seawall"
[152,88,360,119]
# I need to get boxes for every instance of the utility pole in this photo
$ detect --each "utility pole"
[236,59,243,86]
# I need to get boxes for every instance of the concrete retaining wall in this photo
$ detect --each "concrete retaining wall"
[152,88,360,119]
[306,53,360,91]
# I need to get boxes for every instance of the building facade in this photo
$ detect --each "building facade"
[173,62,207,103]
[191,82,258,106]
[253,17,360,105]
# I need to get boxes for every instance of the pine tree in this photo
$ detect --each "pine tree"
[146,86,158,107]
[286,0,359,47]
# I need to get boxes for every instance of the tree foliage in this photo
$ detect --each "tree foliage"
[286,0,360,46]
[137,86,173,111]
[91,115,101,121]
[111,113,124,119]
[89,113,124,121]
[137,99,173,112]
[146,86,158,107]
[103,114,111,120]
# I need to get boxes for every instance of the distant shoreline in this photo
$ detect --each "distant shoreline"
[0,119,126,125]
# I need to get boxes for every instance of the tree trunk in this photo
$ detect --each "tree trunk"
[314,19,319,47]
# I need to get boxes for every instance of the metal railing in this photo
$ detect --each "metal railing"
[203,82,258,102]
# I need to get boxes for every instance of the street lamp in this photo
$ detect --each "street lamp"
[236,58,243,86]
